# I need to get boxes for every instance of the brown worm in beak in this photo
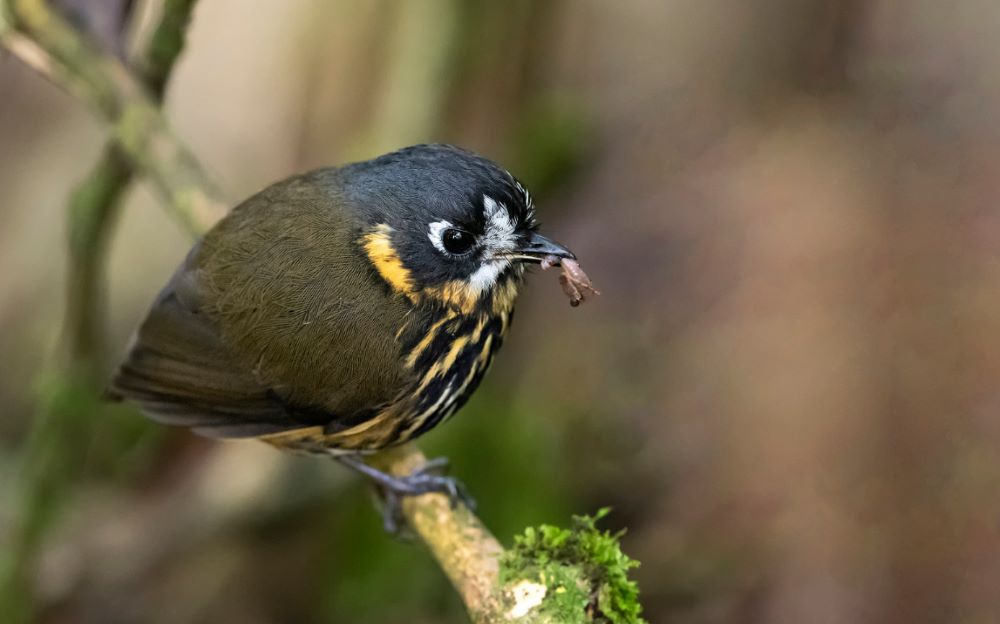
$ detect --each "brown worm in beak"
[541,255,600,307]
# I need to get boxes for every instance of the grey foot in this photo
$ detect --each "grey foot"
[337,455,475,534]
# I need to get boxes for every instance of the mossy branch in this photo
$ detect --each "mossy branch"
[370,447,645,623]
[0,2,644,621]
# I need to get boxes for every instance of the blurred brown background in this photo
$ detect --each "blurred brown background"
[4,1,1000,622]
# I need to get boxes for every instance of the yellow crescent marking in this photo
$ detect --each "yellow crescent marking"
[362,225,417,300]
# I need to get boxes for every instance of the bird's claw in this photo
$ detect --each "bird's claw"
[375,458,476,535]
[336,453,476,535]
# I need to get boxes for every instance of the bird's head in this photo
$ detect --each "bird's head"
[346,144,575,314]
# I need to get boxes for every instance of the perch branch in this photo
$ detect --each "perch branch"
[368,445,512,621]
[0,2,556,621]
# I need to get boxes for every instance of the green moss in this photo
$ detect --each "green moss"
[500,509,645,624]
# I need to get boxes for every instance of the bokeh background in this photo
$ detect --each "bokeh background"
[4,1,1000,622]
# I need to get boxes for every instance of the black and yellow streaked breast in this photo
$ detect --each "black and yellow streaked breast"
[257,224,522,452]
[260,300,514,453]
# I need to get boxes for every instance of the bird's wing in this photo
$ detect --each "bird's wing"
[109,172,413,440]
[107,250,321,438]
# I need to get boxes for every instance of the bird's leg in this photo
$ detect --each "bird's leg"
[335,454,476,534]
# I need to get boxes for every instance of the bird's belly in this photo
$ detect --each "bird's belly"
[263,310,508,453]
[391,311,506,444]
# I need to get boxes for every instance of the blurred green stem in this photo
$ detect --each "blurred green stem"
[64,146,132,369]
[1,0,204,620]
[64,0,200,371]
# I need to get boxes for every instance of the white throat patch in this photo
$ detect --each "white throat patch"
[467,258,510,295]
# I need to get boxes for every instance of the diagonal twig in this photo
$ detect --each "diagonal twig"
[3,0,226,234]
[64,0,201,368]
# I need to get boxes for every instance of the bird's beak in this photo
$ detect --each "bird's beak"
[507,233,576,263]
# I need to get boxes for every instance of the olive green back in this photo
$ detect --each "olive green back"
[109,172,413,437]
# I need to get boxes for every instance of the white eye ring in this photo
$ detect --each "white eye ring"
[428,220,454,254]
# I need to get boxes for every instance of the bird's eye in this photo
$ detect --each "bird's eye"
[442,228,475,254]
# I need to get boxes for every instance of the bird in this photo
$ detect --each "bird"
[107,144,576,530]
